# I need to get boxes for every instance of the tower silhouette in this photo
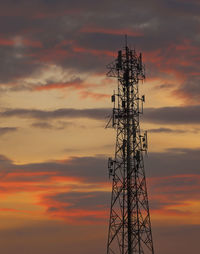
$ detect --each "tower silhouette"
[106,41,154,254]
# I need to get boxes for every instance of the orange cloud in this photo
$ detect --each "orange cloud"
[47,209,108,224]
[0,37,42,48]
[34,80,109,101]
[0,38,14,46]
[79,91,110,100]
[0,170,82,196]
[73,45,114,57]
[23,39,43,48]
[173,39,200,54]
[143,49,186,82]
[81,27,143,37]
[0,154,199,226]
[148,174,200,221]
[35,48,70,62]
[34,81,85,91]
[37,192,108,224]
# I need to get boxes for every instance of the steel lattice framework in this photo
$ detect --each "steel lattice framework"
[106,43,154,254]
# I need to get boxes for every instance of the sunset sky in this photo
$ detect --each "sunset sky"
[0,0,200,253]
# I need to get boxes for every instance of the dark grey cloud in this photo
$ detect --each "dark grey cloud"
[0,127,18,136]
[46,191,109,211]
[1,105,200,125]
[31,122,53,129]
[31,121,74,130]
[0,0,199,99]
[60,49,112,73]
[144,105,200,124]
[148,127,200,133]
[148,128,187,133]
[145,148,200,177]
[0,154,13,166]
[149,174,200,207]
[155,83,175,90]
[0,46,43,83]
[1,147,200,183]
[0,15,41,37]
[0,155,108,183]
[0,108,111,121]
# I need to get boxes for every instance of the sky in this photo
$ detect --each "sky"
[0,0,200,253]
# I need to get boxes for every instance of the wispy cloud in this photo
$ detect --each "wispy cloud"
[0,127,18,136]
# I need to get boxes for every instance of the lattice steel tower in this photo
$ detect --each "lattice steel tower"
[106,41,154,254]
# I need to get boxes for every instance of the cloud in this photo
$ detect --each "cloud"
[173,76,200,104]
[39,191,109,223]
[149,174,200,205]
[0,127,18,136]
[80,27,143,37]
[1,147,199,185]
[0,1,199,253]
[31,122,53,129]
[0,154,108,183]
[31,121,74,130]
[154,83,175,90]
[79,91,109,100]
[144,105,200,124]
[0,45,43,83]
[32,78,109,101]
[46,191,109,211]
[33,78,84,91]
[0,0,199,105]
[0,149,200,225]
[0,108,111,121]
[1,105,200,125]
[145,148,200,177]
[0,154,109,223]
[148,127,199,133]
[148,128,186,133]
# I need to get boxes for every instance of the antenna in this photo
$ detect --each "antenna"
[106,43,154,254]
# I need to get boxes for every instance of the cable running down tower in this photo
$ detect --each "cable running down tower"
[106,42,154,254]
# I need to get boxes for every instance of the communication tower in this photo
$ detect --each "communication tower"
[106,40,154,254]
